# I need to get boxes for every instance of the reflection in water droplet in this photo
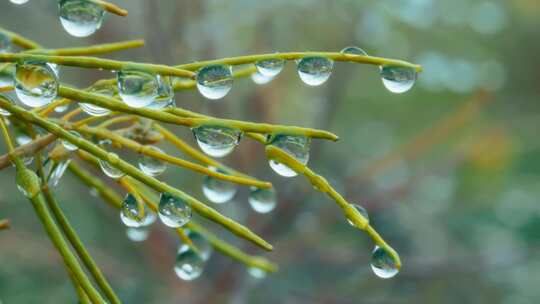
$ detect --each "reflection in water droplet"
[117,69,158,108]
[202,167,237,204]
[251,72,274,85]
[297,57,334,86]
[346,203,369,226]
[174,247,205,281]
[138,146,167,177]
[120,193,148,228]
[268,135,310,177]
[340,46,368,56]
[380,65,416,93]
[126,227,149,242]
[193,126,242,158]
[146,75,175,110]
[79,85,114,116]
[58,0,105,37]
[180,229,213,261]
[248,187,277,213]
[370,246,399,279]
[196,65,233,100]
[158,192,192,228]
[10,0,30,5]
[14,62,58,108]
[255,58,285,77]
[45,159,71,188]
[61,130,81,151]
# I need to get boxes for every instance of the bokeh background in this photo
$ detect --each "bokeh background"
[1,0,539,303]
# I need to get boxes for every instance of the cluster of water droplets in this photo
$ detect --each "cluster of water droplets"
[268,134,311,177]
[58,0,106,38]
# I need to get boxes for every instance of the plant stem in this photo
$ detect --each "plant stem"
[0,53,195,78]
[0,27,42,49]
[27,40,145,56]
[177,51,422,72]
[90,0,128,16]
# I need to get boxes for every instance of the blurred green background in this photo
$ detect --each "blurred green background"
[1,0,539,303]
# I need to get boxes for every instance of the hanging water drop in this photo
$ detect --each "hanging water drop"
[0,93,15,116]
[202,167,237,204]
[120,193,150,228]
[180,229,213,261]
[158,192,192,228]
[340,46,368,56]
[117,69,159,108]
[196,65,233,100]
[58,0,106,38]
[192,126,242,158]
[98,152,125,179]
[15,134,34,165]
[255,58,285,77]
[53,103,69,113]
[297,57,334,86]
[346,203,369,226]
[10,0,30,5]
[380,65,417,93]
[146,75,175,110]
[0,32,13,53]
[61,130,81,151]
[370,246,399,279]
[14,61,58,108]
[247,267,267,279]
[251,72,274,85]
[79,85,114,117]
[174,246,205,281]
[248,187,277,214]
[0,64,15,87]
[126,227,149,242]
[16,169,39,198]
[44,159,71,188]
[138,146,167,177]
[268,135,311,177]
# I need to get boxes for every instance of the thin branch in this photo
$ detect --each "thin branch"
[90,0,128,17]
[0,27,42,49]
[27,40,145,56]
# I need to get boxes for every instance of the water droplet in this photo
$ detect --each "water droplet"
[98,153,124,179]
[247,267,267,279]
[16,169,39,198]
[180,229,213,261]
[120,193,154,228]
[251,72,274,85]
[340,46,368,56]
[61,130,81,151]
[138,146,167,177]
[0,64,15,87]
[370,246,399,279]
[126,227,149,242]
[248,187,277,213]
[58,0,105,37]
[47,63,61,77]
[174,247,205,281]
[0,93,15,116]
[146,75,175,110]
[202,167,237,204]
[347,203,369,226]
[380,65,416,93]
[268,135,311,177]
[297,57,333,86]
[117,69,158,108]
[53,103,69,113]
[79,85,114,116]
[255,58,285,77]
[44,159,71,188]
[192,126,242,158]
[196,65,233,100]
[15,134,34,165]
[158,192,192,228]
[0,32,13,53]
[10,0,29,5]
[14,61,58,108]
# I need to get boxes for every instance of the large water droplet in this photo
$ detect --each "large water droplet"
[10,0,30,5]
[146,75,175,110]
[174,247,205,281]
[255,58,285,77]
[180,229,213,261]
[192,126,242,158]
[79,85,114,117]
[247,267,267,279]
[297,57,333,86]
[158,192,192,228]
[0,64,15,87]
[0,32,13,53]
[251,72,274,85]
[248,187,277,213]
[98,152,125,179]
[346,203,369,226]
[370,246,399,279]
[380,65,417,93]
[196,65,233,100]
[126,227,149,242]
[0,93,15,116]
[44,159,71,188]
[117,69,158,108]
[202,167,237,204]
[61,130,81,151]
[58,0,105,37]
[120,193,155,228]
[268,135,311,177]
[340,46,368,56]
[14,61,58,108]
[138,146,167,177]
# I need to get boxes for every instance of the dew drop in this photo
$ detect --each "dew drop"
[61,130,81,151]
[79,85,114,117]
[158,192,192,228]
[120,193,155,228]
[174,247,205,281]
[180,229,213,261]
[192,126,242,158]
[58,0,105,38]
[247,267,267,279]
[98,152,124,179]
[14,61,58,108]
[346,203,369,226]
[255,58,285,77]
[251,72,274,85]
[15,134,34,165]
[53,103,69,113]
[146,75,175,110]
[202,167,237,204]
[380,65,417,93]
[248,187,277,213]
[16,169,39,198]
[196,65,233,100]
[45,159,71,188]
[138,146,167,177]
[10,0,30,5]
[0,93,15,116]
[268,135,311,177]
[126,227,149,242]
[297,57,334,86]
[340,46,368,56]
[0,64,15,87]
[370,246,399,279]
[0,32,13,53]
[117,69,159,108]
